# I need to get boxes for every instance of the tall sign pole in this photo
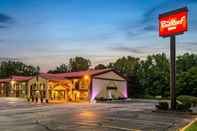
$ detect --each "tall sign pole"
[170,35,176,109]
[159,7,188,110]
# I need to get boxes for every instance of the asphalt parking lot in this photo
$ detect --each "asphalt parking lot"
[0,97,195,131]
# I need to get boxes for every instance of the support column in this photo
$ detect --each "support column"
[45,80,49,103]
[170,36,176,110]
[27,82,31,98]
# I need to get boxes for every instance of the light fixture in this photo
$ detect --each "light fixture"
[84,75,90,80]
[11,80,15,85]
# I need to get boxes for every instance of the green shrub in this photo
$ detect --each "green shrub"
[144,95,155,99]
[155,96,162,99]
[177,95,197,107]
[156,101,169,110]
[176,101,191,111]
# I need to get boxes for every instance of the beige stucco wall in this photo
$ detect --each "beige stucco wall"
[91,71,127,100]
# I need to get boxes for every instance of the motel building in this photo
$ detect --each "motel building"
[0,76,32,97]
[0,69,127,103]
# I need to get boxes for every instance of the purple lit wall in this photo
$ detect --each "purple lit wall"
[91,78,128,100]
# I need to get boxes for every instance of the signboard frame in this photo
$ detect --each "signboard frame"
[159,7,188,38]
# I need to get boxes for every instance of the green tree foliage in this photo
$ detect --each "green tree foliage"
[0,61,37,78]
[94,64,106,69]
[48,64,69,73]
[69,57,91,72]
[177,67,197,96]
[136,53,170,97]
[108,56,139,76]
[176,53,197,74]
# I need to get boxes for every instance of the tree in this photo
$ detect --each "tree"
[0,61,37,78]
[136,53,170,97]
[177,67,197,96]
[69,57,91,72]
[176,53,197,74]
[108,56,139,76]
[48,64,69,73]
[94,64,106,69]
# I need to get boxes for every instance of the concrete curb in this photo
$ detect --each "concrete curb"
[179,117,197,131]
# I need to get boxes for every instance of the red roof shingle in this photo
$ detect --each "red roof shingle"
[40,69,112,80]
[0,76,33,83]
[11,76,33,81]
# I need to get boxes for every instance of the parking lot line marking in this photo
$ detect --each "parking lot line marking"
[77,122,141,131]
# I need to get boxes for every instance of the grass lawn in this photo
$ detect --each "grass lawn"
[185,121,197,131]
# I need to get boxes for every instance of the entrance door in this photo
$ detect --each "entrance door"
[16,84,19,97]
[5,85,10,97]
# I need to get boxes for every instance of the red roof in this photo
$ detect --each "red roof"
[11,76,33,81]
[0,76,33,83]
[40,69,113,80]
[0,78,11,83]
[40,73,66,80]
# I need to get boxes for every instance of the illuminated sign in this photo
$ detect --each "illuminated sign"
[159,7,188,37]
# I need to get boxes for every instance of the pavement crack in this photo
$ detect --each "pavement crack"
[35,120,55,131]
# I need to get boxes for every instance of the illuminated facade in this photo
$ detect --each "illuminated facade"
[0,69,128,103]
[0,76,32,97]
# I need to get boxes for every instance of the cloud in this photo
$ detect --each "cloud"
[0,13,14,28]
[124,0,197,38]
[0,25,7,28]
[143,25,157,31]
[0,57,20,62]
[180,42,197,46]
[178,42,197,52]
[142,0,197,23]
[109,46,146,54]
[0,13,13,23]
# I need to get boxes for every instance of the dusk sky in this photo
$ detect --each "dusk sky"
[0,0,197,72]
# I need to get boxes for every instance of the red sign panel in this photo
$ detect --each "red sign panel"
[159,7,188,37]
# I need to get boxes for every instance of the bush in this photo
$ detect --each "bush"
[95,97,108,101]
[118,97,127,100]
[144,95,155,99]
[177,95,197,107]
[156,101,169,110]
[155,96,162,99]
[176,100,192,112]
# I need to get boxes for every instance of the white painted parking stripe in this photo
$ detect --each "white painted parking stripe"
[77,122,141,131]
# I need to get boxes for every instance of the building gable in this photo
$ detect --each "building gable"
[93,71,126,81]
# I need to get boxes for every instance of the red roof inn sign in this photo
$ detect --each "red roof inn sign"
[159,7,188,110]
[159,7,188,37]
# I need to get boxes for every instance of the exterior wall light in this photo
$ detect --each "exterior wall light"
[84,75,90,80]
[11,80,15,85]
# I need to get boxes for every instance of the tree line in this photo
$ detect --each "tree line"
[0,53,197,98]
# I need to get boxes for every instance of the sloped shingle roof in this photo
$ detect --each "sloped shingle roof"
[0,76,33,83]
[40,69,112,80]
